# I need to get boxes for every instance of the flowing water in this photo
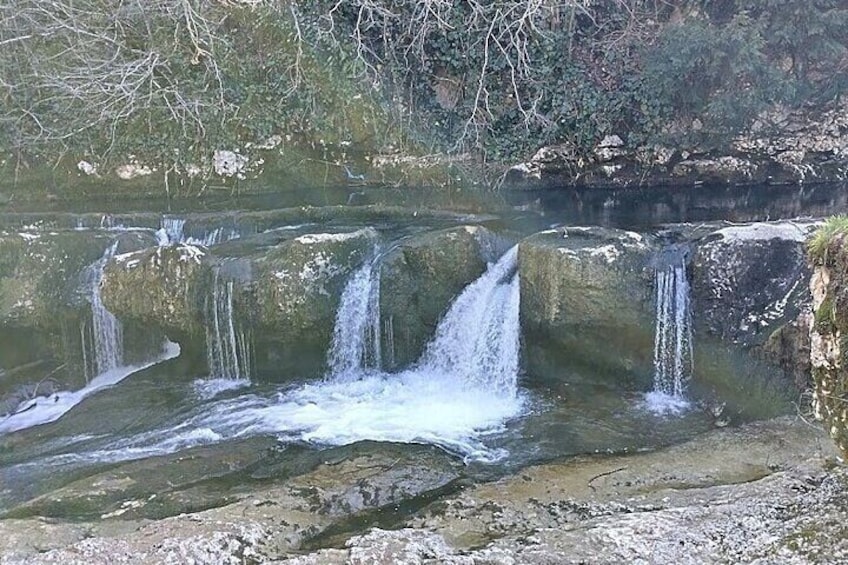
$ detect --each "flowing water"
[646,245,694,414]
[0,200,799,519]
[204,269,252,382]
[81,241,124,379]
[327,254,383,377]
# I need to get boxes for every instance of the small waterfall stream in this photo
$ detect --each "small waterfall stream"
[157,217,239,247]
[204,269,252,383]
[647,245,693,413]
[81,241,124,379]
[327,254,383,377]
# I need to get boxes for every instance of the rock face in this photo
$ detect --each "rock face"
[690,222,814,347]
[102,244,209,342]
[689,221,816,391]
[518,227,655,382]
[809,232,848,457]
[101,229,376,379]
[506,99,848,189]
[378,226,491,370]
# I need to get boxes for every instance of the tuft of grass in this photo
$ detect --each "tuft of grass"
[807,215,848,263]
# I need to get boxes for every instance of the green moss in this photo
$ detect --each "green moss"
[815,294,837,333]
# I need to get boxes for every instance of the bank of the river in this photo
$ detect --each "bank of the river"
[0,416,842,564]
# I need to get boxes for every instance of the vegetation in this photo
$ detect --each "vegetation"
[808,215,848,264]
[0,0,846,187]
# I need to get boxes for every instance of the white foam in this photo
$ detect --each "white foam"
[192,378,250,400]
[0,342,181,435]
[643,391,691,416]
[88,369,524,465]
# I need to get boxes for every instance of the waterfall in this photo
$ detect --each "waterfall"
[204,269,251,381]
[75,245,526,464]
[327,256,382,377]
[157,217,238,247]
[81,241,124,379]
[157,217,186,246]
[648,245,693,413]
[418,245,521,396]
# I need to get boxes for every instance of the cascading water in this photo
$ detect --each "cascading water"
[199,268,252,396]
[82,245,526,464]
[157,217,239,247]
[81,241,124,378]
[647,244,693,414]
[418,245,521,396]
[327,254,382,377]
[157,217,186,246]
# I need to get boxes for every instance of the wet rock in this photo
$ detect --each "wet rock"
[101,244,209,342]
[0,229,152,330]
[252,228,375,377]
[378,226,492,370]
[690,221,815,348]
[518,226,656,381]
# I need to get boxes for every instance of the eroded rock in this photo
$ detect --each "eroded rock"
[378,226,493,370]
[518,226,655,380]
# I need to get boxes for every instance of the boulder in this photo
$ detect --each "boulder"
[690,221,814,348]
[102,244,209,342]
[378,226,492,370]
[518,227,656,382]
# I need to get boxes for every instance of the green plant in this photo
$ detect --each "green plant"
[807,215,848,263]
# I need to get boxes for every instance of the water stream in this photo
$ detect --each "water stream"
[196,269,253,397]
[646,245,693,414]
[80,241,124,380]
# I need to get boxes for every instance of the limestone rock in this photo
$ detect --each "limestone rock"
[690,221,815,348]
[378,226,492,370]
[518,226,655,380]
[101,244,209,342]
[809,232,848,457]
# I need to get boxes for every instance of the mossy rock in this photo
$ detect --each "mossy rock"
[101,244,210,343]
[518,227,656,379]
[378,225,492,370]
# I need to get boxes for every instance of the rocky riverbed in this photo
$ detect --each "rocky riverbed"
[1,416,844,564]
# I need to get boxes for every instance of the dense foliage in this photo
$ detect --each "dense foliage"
[0,0,846,177]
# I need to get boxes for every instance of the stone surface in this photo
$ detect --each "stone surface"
[506,99,848,190]
[690,221,815,348]
[102,243,209,342]
[518,226,655,380]
[809,232,848,457]
[378,225,492,370]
